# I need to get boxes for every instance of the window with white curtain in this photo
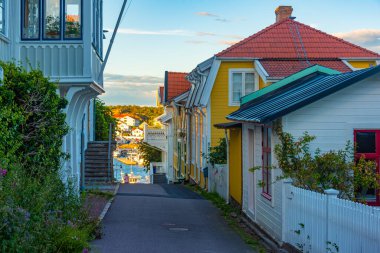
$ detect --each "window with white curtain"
[229,69,258,106]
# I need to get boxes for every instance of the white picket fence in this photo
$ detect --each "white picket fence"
[209,164,228,201]
[284,183,380,253]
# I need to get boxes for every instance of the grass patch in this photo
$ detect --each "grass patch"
[86,189,115,200]
[186,184,267,253]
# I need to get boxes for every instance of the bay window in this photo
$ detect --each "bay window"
[0,0,5,35]
[229,69,257,106]
[22,0,82,40]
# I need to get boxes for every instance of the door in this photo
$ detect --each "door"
[354,130,380,206]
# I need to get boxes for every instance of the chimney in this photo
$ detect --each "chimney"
[275,6,293,22]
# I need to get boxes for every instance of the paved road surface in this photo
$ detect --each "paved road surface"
[92,184,256,253]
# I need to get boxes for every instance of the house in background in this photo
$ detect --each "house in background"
[116,114,141,127]
[228,64,380,245]
[150,71,191,183]
[132,128,144,137]
[185,5,380,209]
[0,0,107,189]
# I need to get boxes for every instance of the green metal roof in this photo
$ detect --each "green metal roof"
[241,65,341,105]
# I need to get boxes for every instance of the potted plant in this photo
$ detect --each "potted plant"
[45,15,60,38]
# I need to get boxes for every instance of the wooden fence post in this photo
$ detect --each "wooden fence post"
[282,178,293,243]
[324,189,339,249]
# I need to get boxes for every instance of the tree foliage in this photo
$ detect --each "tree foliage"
[95,99,117,141]
[0,62,96,252]
[0,61,68,177]
[203,138,227,166]
[274,128,379,202]
[138,142,162,169]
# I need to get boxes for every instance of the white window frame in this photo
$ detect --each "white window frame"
[228,68,259,106]
[0,0,7,36]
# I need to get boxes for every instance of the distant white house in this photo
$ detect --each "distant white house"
[115,114,141,127]
[132,128,144,137]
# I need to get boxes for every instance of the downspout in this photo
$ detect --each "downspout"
[98,0,129,79]
[224,129,229,204]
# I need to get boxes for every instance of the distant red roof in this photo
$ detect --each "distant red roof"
[158,86,164,104]
[165,72,191,102]
[260,60,352,78]
[216,19,380,59]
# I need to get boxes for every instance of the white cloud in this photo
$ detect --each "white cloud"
[218,40,239,46]
[334,29,380,50]
[195,12,218,17]
[100,73,163,105]
[112,28,192,36]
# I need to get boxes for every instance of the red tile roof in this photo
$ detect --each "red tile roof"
[216,19,380,59]
[260,60,352,79]
[166,72,191,102]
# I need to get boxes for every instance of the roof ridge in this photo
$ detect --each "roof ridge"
[215,18,290,57]
[216,19,380,58]
[292,20,380,58]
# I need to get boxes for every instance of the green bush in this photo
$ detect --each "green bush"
[95,99,117,141]
[0,62,95,252]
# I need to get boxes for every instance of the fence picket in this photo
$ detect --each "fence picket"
[284,185,380,253]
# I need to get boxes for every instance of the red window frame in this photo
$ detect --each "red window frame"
[354,129,380,206]
[262,126,272,200]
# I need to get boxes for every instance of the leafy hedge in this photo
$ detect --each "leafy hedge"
[0,62,96,252]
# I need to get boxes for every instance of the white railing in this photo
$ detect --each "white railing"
[143,125,167,152]
[144,128,166,141]
[284,182,380,253]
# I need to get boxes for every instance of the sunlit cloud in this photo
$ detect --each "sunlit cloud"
[334,29,380,52]
[195,12,230,22]
[101,73,163,105]
[195,12,218,17]
[218,40,239,46]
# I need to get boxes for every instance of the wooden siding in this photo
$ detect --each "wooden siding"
[210,61,254,146]
[229,128,242,204]
[283,74,380,154]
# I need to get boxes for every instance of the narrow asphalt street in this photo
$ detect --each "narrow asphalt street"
[92,184,256,253]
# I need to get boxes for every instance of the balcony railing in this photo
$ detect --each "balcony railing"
[143,126,167,152]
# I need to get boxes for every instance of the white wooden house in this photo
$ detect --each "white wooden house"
[0,0,108,189]
[227,65,380,244]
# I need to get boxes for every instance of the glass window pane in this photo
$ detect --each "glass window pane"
[245,73,255,95]
[232,73,242,103]
[356,132,376,153]
[22,0,40,39]
[65,0,81,39]
[0,0,4,34]
[44,0,60,39]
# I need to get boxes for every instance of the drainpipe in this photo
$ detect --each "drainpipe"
[224,129,229,204]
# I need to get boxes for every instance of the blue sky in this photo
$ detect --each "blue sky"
[100,0,380,106]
